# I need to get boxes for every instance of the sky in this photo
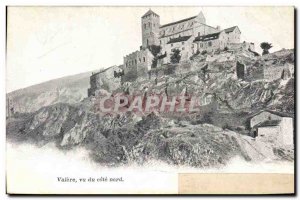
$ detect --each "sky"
[6,6,294,92]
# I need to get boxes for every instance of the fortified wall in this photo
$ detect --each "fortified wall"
[88,65,123,96]
[122,48,154,82]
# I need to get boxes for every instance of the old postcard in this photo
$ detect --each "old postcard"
[6,6,295,195]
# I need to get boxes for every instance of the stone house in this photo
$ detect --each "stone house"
[88,65,123,96]
[163,35,194,62]
[224,26,241,44]
[193,31,228,53]
[249,110,294,146]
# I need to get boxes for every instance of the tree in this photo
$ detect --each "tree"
[170,49,181,64]
[148,45,161,57]
[260,42,273,55]
[148,45,162,68]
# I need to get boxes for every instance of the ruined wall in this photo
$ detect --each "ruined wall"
[263,65,292,81]
[227,42,255,52]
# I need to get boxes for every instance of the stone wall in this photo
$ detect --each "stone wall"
[162,37,194,63]
[88,65,123,96]
[122,49,154,83]
[263,64,292,81]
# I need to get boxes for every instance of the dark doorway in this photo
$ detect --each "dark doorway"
[236,61,245,79]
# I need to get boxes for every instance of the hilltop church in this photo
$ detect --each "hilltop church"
[88,9,246,96]
[122,9,242,82]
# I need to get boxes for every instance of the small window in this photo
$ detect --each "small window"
[160,40,162,45]
[208,41,212,47]
[171,44,173,47]
[143,57,145,62]
[200,43,203,48]
[182,42,184,45]
[144,24,146,29]
[182,47,185,50]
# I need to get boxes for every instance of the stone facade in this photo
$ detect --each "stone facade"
[88,65,123,96]
[91,9,246,89]
[141,10,160,48]
[122,48,154,82]
[123,9,243,82]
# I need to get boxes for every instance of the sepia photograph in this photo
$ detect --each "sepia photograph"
[5,5,295,195]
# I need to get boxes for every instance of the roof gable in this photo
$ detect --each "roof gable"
[160,16,197,28]
[250,109,294,119]
[255,120,281,128]
[142,9,159,18]
[224,26,241,34]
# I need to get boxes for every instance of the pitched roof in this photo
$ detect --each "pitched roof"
[160,16,197,28]
[193,32,221,42]
[142,9,159,18]
[255,120,281,128]
[224,26,240,34]
[250,109,294,118]
[167,35,192,44]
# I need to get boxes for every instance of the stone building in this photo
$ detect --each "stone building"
[193,26,241,53]
[164,35,194,61]
[249,110,294,146]
[93,9,246,88]
[193,31,228,52]
[88,65,123,96]
[123,9,243,77]
[122,48,154,82]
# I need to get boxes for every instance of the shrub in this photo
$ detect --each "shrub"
[170,49,181,64]
[201,50,207,55]
[260,42,273,55]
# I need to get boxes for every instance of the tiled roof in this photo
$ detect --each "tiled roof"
[167,35,192,44]
[255,120,281,127]
[160,16,197,28]
[224,26,239,33]
[250,109,294,119]
[142,9,159,18]
[193,32,221,42]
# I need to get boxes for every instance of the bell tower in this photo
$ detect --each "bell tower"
[141,9,160,48]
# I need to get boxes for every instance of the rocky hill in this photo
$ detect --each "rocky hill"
[6,48,295,167]
[7,71,93,113]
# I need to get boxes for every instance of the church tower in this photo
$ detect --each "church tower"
[141,9,160,48]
